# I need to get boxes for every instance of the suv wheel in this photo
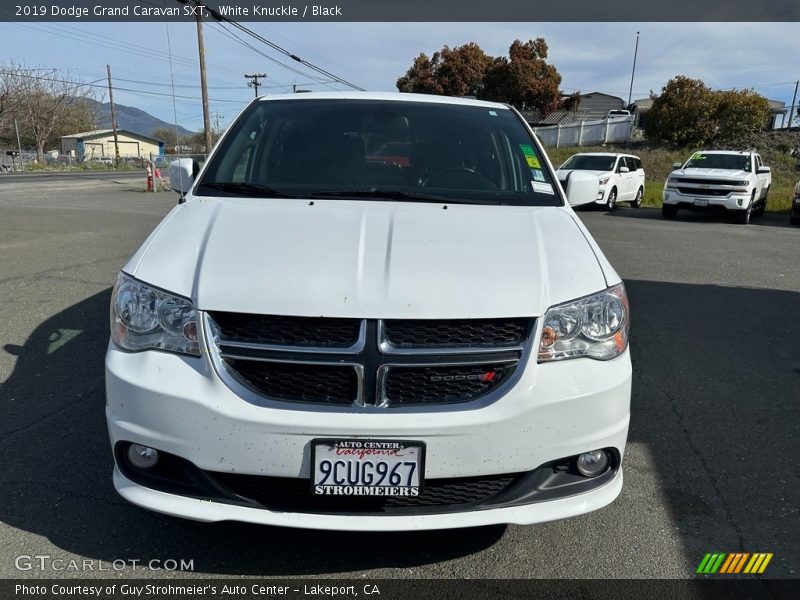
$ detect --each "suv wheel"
[606,187,617,211]
[662,204,678,219]
[632,187,643,208]
[790,215,800,226]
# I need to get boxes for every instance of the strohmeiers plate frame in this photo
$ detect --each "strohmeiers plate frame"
[310,439,426,496]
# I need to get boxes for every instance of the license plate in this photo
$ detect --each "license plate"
[311,439,424,496]
[694,199,709,207]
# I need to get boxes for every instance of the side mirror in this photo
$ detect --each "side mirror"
[169,158,196,199]
[672,162,683,170]
[619,166,630,173]
[563,171,599,207]
[757,166,771,174]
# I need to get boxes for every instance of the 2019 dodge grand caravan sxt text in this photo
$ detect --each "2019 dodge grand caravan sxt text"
[106,92,631,531]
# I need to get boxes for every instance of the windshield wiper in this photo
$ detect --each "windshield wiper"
[197,182,296,198]
[307,190,488,204]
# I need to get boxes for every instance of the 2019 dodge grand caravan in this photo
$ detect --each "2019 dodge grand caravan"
[106,92,631,531]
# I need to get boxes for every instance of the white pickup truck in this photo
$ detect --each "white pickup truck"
[662,150,771,224]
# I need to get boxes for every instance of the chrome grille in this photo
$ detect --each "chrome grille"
[206,315,533,408]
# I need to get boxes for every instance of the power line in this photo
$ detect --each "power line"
[0,70,246,103]
[207,20,331,87]
[198,2,366,91]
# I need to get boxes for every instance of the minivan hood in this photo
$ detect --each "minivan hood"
[556,169,609,179]
[125,197,608,319]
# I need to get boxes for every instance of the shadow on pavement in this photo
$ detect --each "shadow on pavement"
[602,206,797,229]
[624,280,799,577]
[1,282,798,575]
[0,289,503,576]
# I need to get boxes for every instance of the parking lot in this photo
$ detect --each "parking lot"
[0,173,797,579]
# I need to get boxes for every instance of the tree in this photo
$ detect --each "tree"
[482,39,562,114]
[644,75,771,147]
[0,62,100,161]
[396,39,565,115]
[713,88,772,141]
[151,126,183,151]
[397,43,493,97]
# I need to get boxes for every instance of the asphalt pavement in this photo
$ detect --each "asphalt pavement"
[0,178,797,579]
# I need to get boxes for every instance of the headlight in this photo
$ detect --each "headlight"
[665,176,679,188]
[598,176,610,186]
[538,283,629,362]
[732,180,748,187]
[110,272,200,356]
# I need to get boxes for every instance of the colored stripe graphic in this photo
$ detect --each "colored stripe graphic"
[697,553,727,574]
[743,553,774,574]
[698,552,773,574]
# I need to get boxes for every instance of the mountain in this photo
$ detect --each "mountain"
[86,98,193,138]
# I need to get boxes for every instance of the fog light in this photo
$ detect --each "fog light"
[576,450,608,477]
[127,444,159,469]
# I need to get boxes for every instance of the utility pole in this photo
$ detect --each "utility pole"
[627,31,640,107]
[245,73,267,98]
[213,111,224,136]
[788,80,799,129]
[14,118,23,172]
[182,0,213,155]
[106,64,121,168]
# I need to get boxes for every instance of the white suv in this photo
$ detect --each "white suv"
[556,152,645,210]
[106,92,631,531]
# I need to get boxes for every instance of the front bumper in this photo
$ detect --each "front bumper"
[662,189,751,211]
[106,338,631,529]
[791,197,800,218]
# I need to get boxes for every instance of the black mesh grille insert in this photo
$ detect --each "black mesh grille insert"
[226,360,358,405]
[212,472,518,514]
[384,363,516,405]
[383,318,528,348]
[210,312,361,347]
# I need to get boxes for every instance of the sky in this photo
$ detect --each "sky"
[2,21,799,132]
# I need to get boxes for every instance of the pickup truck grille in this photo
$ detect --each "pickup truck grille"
[677,187,731,197]
[206,314,534,408]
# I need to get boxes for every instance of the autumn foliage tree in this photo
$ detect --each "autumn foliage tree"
[396,43,493,98]
[482,39,562,114]
[397,39,564,115]
[644,76,771,147]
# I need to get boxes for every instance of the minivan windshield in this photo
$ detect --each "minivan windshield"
[559,155,616,172]
[195,98,561,206]
[683,153,751,171]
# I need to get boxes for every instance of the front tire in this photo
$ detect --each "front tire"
[790,215,800,227]
[754,187,768,217]
[662,204,678,219]
[632,186,643,208]
[606,187,617,211]
[735,194,754,225]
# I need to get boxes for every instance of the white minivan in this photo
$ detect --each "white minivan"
[557,152,646,210]
[106,92,631,531]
